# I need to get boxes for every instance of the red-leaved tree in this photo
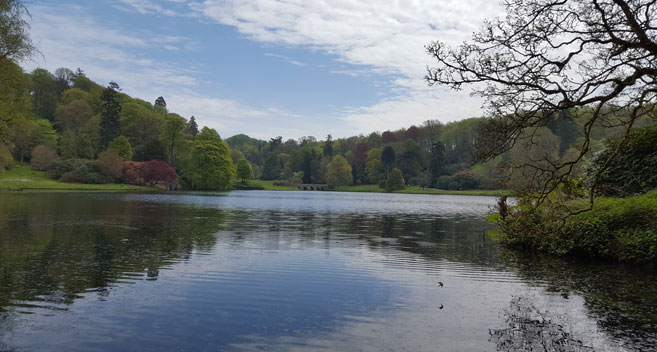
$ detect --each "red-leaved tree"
[142,160,178,190]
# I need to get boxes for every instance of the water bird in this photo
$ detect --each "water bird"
[439,304,444,309]
[438,281,443,287]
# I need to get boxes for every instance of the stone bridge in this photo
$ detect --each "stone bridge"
[297,184,328,191]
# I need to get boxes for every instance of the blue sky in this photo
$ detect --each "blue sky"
[23,0,501,140]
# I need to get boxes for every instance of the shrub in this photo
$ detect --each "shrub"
[385,168,405,192]
[142,160,178,189]
[97,150,122,180]
[121,161,145,186]
[48,158,110,184]
[59,172,87,183]
[494,189,657,264]
[0,145,14,174]
[588,124,657,196]
[31,145,58,171]
[436,172,479,190]
[46,158,109,184]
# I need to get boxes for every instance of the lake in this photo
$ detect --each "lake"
[0,191,655,351]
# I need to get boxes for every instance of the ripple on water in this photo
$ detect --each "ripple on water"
[0,191,654,351]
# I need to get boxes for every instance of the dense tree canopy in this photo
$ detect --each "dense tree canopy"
[183,127,234,190]
[236,158,254,183]
[326,155,352,187]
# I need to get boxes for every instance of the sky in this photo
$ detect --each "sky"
[22,0,503,140]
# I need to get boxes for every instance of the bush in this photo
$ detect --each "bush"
[385,168,405,192]
[31,145,58,171]
[588,124,657,196]
[97,151,122,180]
[495,189,657,264]
[0,145,14,174]
[142,160,178,189]
[120,161,146,186]
[436,172,479,190]
[59,172,87,183]
[47,158,110,184]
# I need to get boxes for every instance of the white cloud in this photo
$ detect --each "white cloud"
[264,53,307,67]
[23,1,503,140]
[192,0,502,133]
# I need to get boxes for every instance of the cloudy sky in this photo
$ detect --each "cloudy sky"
[22,0,502,140]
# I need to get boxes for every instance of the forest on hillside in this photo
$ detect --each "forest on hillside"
[1,62,654,191]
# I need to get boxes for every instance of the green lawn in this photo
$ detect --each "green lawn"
[0,163,155,191]
[333,184,509,196]
[247,179,507,196]
[247,180,297,191]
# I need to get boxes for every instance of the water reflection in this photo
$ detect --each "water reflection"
[0,191,654,351]
[490,296,593,351]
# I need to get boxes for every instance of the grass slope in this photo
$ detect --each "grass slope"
[0,163,154,191]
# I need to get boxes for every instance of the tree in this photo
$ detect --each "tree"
[31,145,57,171]
[398,139,423,182]
[421,119,444,151]
[0,0,35,60]
[99,82,122,149]
[588,124,657,196]
[236,158,254,183]
[403,125,420,141]
[365,148,385,184]
[323,134,333,157]
[301,150,313,183]
[107,135,133,161]
[268,136,283,151]
[143,160,178,189]
[154,96,166,108]
[261,155,282,180]
[186,116,199,138]
[367,132,382,148]
[381,130,397,144]
[385,168,405,192]
[29,68,58,121]
[55,100,94,157]
[426,0,657,205]
[326,155,353,187]
[352,142,370,182]
[429,142,446,184]
[9,118,37,162]
[381,146,396,173]
[183,127,234,190]
[0,58,31,171]
[54,67,75,92]
[119,101,164,156]
[160,114,187,167]
[97,150,122,180]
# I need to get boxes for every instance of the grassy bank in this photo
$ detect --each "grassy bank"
[494,190,657,264]
[0,164,155,191]
[244,179,507,196]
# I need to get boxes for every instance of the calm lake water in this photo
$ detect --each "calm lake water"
[0,191,655,351]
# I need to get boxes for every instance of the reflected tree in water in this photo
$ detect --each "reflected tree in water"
[489,296,593,352]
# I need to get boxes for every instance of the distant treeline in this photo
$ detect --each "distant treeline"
[1,61,653,191]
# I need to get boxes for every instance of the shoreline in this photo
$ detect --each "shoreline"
[243,180,509,197]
